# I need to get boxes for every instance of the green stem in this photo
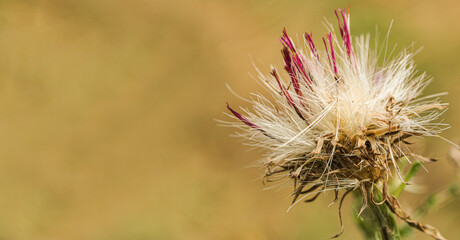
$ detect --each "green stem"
[354,185,400,240]
[393,162,422,198]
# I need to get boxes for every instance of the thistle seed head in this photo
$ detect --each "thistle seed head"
[222,8,450,239]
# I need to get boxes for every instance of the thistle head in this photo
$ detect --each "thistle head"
[222,8,450,239]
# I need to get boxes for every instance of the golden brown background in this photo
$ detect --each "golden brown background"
[0,0,458,239]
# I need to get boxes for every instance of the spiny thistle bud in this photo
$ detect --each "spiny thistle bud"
[221,8,452,240]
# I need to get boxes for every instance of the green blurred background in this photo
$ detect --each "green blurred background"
[0,0,458,239]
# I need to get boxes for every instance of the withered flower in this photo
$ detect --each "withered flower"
[222,9,450,239]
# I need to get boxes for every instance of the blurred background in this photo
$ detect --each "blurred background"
[0,0,458,239]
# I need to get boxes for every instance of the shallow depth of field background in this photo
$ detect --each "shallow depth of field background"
[0,0,458,239]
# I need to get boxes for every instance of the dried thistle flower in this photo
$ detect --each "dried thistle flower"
[222,8,451,239]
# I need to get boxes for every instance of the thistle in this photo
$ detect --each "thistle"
[221,8,453,240]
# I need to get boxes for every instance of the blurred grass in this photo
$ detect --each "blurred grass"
[0,0,457,239]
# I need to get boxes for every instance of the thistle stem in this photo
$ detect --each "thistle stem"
[354,185,400,240]
[393,162,422,198]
